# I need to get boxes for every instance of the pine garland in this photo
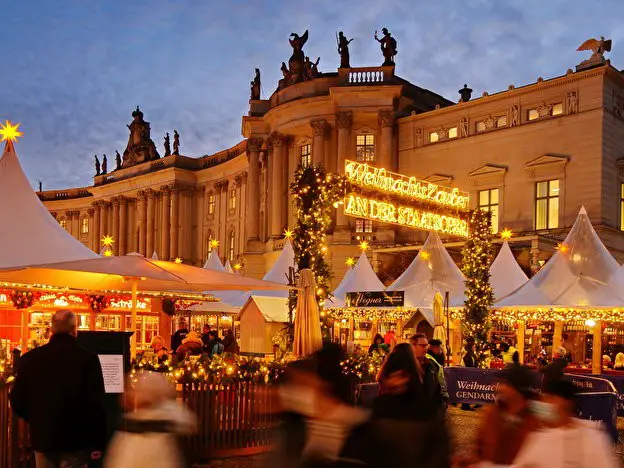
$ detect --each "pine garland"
[460,209,494,365]
[290,165,345,303]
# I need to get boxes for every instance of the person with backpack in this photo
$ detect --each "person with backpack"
[208,331,224,357]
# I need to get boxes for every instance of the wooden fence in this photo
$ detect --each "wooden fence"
[0,381,278,466]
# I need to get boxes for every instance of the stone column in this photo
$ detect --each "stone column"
[137,191,147,256]
[112,198,120,255]
[170,186,180,260]
[161,186,171,260]
[92,202,101,252]
[87,208,95,250]
[146,189,156,257]
[100,201,110,239]
[378,109,395,170]
[119,197,128,255]
[335,111,353,231]
[310,119,329,166]
[269,134,286,239]
[246,137,263,246]
[217,180,229,245]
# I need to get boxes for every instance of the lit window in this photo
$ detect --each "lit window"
[497,115,508,127]
[81,217,89,234]
[535,180,560,230]
[478,189,500,234]
[448,127,458,139]
[620,184,624,231]
[429,132,439,143]
[355,219,373,233]
[356,134,375,162]
[207,193,215,215]
[475,121,486,132]
[229,189,237,210]
[300,144,311,168]
[552,103,563,116]
[59,218,67,230]
[528,109,539,121]
[228,230,236,261]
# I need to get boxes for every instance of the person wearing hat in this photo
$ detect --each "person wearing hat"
[467,365,540,466]
[175,331,203,362]
[513,379,617,467]
[170,320,189,354]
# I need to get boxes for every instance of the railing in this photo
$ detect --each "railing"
[339,66,395,85]
[1,381,277,465]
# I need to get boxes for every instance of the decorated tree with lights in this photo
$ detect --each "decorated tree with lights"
[460,209,494,366]
[290,165,345,303]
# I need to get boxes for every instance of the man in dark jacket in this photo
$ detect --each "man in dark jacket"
[10,310,106,468]
[171,319,189,353]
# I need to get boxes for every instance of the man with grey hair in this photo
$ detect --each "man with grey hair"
[10,310,106,468]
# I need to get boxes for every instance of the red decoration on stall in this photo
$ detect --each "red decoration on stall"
[10,290,39,309]
[89,295,110,312]
[162,297,177,316]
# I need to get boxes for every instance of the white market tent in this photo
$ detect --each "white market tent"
[326,252,385,308]
[0,140,98,267]
[495,207,624,308]
[490,240,528,301]
[203,247,226,271]
[387,232,465,323]
[224,260,234,274]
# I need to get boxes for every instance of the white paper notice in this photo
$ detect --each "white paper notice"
[98,354,124,394]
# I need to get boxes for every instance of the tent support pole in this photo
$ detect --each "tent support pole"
[130,280,138,359]
[592,321,602,375]
[516,321,526,364]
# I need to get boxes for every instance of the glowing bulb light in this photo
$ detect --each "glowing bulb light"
[0,121,23,143]
[174,257,183,264]
[500,228,513,240]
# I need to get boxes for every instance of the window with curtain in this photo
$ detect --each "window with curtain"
[300,144,311,168]
[229,189,237,210]
[535,179,560,230]
[356,134,375,162]
[478,188,500,233]
[81,217,89,234]
[207,193,215,215]
[228,230,236,261]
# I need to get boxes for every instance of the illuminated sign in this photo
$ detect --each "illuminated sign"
[39,293,86,307]
[344,193,469,237]
[344,160,470,209]
[109,299,148,310]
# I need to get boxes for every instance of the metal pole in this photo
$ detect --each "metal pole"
[130,280,138,359]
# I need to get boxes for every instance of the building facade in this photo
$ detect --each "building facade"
[39,47,624,287]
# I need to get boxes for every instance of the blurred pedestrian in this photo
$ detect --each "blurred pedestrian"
[368,334,386,356]
[105,373,196,468]
[10,310,106,468]
[542,346,568,385]
[426,339,449,406]
[175,331,202,361]
[200,324,212,353]
[370,340,449,467]
[171,320,189,353]
[467,364,539,467]
[514,379,617,467]
[427,339,445,367]
[222,329,239,355]
[461,340,478,411]
[150,335,169,364]
[383,328,397,349]
[614,352,624,370]
[208,331,224,357]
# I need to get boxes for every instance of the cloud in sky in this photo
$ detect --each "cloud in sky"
[2,0,623,189]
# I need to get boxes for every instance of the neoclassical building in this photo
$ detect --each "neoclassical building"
[40,41,624,287]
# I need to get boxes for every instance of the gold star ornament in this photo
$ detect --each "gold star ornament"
[209,239,220,249]
[359,241,369,251]
[0,121,23,143]
[500,228,513,240]
[174,257,183,264]
[102,249,113,257]
[345,257,355,267]
[101,235,115,247]
[283,229,294,239]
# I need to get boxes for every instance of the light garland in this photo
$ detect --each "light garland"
[491,308,624,323]
[326,307,415,321]
[461,209,494,364]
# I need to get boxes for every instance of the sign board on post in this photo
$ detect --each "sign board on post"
[345,291,404,308]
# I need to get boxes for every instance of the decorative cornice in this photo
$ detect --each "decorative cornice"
[268,132,284,148]
[65,210,80,218]
[234,172,248,186]
[87,208,95,216]
[246,137,264,153]
[215,180,229,192]
[336,111,353,129]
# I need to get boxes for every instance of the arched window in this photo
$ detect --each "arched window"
[81,217,89,234]
[59,218,67,230]
[228,230,236,261]
[229,188,237,210]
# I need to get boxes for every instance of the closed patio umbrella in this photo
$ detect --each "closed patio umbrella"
[293,269,322,357]
[432,292,447,344]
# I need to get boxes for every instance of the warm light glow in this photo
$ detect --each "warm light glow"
[585,319,596,328]
[103,249,113,257]
[174,257,183,264]
[0,121,23,143]
[209,239,220,248]
[233,263,242,271]
[344,193,469,237]
[344,159,470,209]
[359,240,369,251]
[557,243,569,254]
[345,257,356,267]
[101,235,115,247]
[420,251,430,260]
[283,229,294,239]
[500,228,513,240]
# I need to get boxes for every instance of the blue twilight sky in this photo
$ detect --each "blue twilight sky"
[2,0,623,189]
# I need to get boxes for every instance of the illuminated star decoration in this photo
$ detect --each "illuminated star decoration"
[500,228,513,240]
[101,235,115,247]
[557,242,569,254]
[420,251,430,260]
[345,257,355,267]
[233,263,242,271]
[359,240,369,251]
[0,121,23,143]
[283,229,294,239]
[103,250,113,257]
[174,257,183,264]
[209,239,220,249]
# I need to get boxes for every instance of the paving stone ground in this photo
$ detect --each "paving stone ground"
[197,407,624,467]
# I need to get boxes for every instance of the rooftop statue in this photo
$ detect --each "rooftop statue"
[173,130,180,155]
[115,151,122,170]
[577,36,612,61]
[122,106,160,168]
[337,31,353,68]
[94,155,100,176]
[164,132,171,156]
[374,28,397,66]
[250,68,261,100]
[288,30,309,83]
